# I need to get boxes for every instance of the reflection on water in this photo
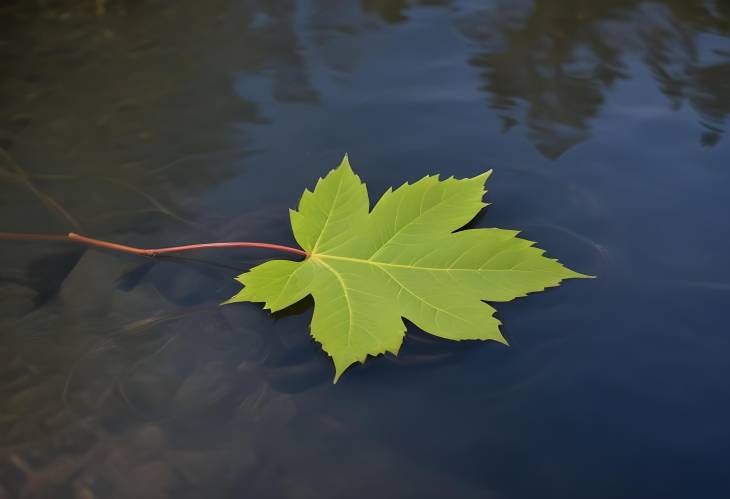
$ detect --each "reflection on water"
[461,0,730,157]
[1,1,730,498]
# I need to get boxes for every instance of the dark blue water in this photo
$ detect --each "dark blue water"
[1,1,729,498]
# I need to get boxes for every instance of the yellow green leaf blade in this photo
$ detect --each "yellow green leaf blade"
[308,257,406,381]
[374,263,506,343]
[380,228,591,302]
[289,154,368,254]
[362,170,491,261]
[226,156,591,381]
[224,259,314,312]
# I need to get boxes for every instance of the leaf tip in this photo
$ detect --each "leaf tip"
[573,271,597,279]
[474,169,493,185]
[338,153,353,172]
[332,361,352,383]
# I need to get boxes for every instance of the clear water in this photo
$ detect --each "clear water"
[1,1,729,498]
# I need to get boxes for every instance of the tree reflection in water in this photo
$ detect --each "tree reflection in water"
[457,0,730,157]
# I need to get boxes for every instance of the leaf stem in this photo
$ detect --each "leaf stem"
[0,232,308,258]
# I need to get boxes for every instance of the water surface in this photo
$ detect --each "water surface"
[1,1,729,498]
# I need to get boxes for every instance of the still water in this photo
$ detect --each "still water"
[1,1,729,498]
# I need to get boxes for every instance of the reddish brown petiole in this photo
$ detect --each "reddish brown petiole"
[0,232,308,258]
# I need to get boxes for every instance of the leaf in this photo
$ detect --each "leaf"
[225,155,591,381]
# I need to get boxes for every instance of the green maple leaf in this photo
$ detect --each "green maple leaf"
[225,155,590,381]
